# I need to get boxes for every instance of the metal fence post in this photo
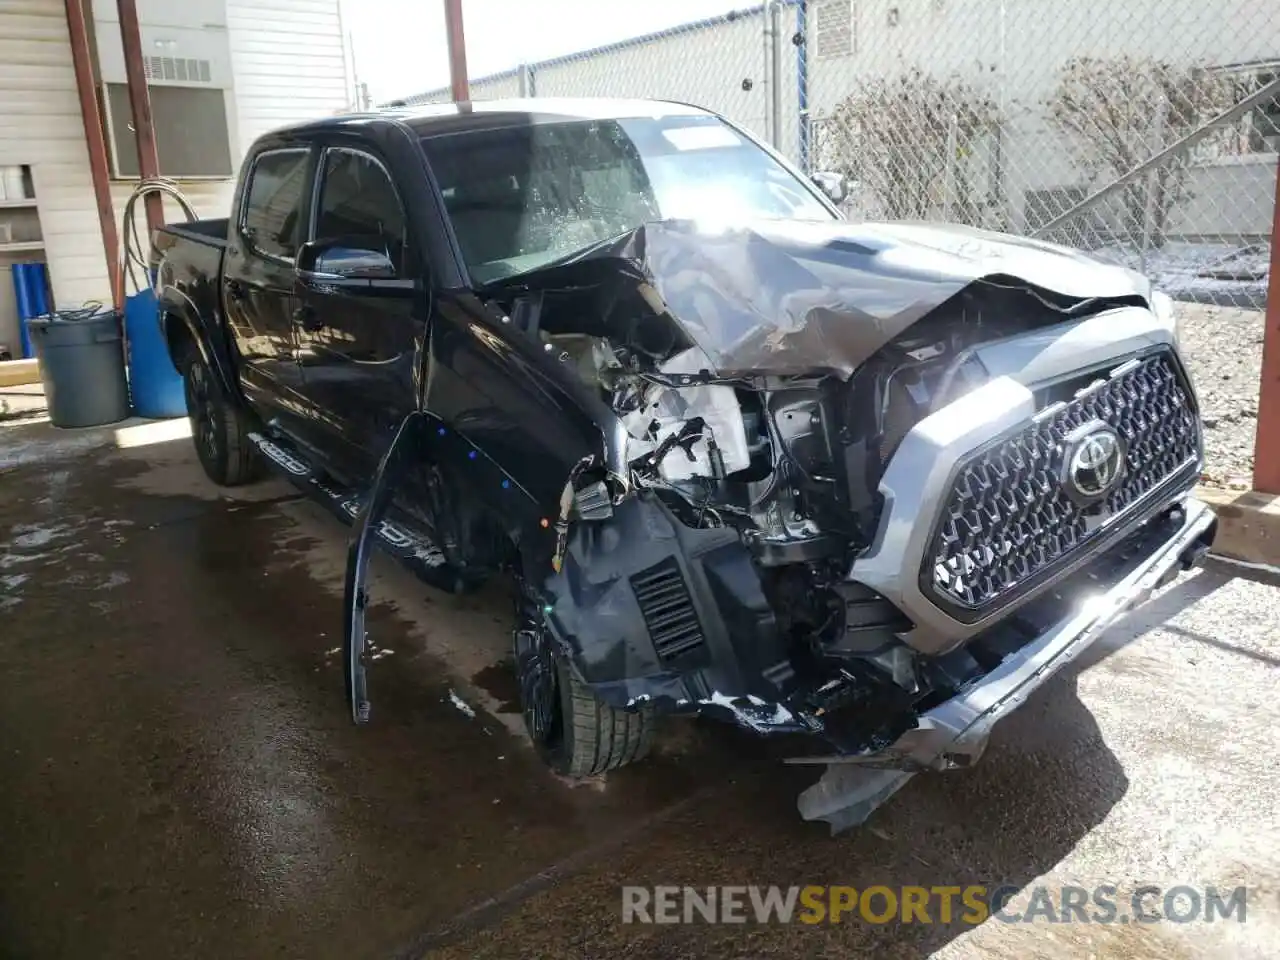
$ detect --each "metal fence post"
[769,0,783,151]
[796,0,809,172]
[443,0,469,102]
[1252,154,1280,495]
[518,63,534,97]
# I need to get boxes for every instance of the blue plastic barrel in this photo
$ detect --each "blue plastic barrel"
[124,288,185,418]
[11,261,50,359]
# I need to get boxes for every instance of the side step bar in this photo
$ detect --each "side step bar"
[248,431,460,586]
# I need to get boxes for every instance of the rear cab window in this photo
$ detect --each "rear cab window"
[240,147,311,261]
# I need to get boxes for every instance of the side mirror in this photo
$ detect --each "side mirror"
[811,171,846,205]
[297,239,397,281]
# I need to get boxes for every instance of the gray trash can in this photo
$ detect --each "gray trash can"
[28,308,131,428]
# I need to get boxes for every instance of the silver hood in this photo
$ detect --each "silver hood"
[488,218,1154,378]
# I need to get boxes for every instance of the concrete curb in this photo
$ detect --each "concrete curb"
[1196,486,1280,568]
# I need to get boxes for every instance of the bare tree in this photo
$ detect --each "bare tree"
[823,68,1003,224]
[1045,56,1233,246]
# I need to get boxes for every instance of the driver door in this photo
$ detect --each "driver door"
[294,145,423,480]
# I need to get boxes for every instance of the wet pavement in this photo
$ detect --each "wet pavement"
[1,419,1278,959]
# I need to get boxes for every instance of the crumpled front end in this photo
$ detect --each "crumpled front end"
[480,217,1212,829]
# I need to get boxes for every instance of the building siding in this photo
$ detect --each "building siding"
[0,0,348,352]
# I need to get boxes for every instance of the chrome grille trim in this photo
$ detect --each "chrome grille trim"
[923,350,1200,617]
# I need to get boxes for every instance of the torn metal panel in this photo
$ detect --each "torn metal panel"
[487,219,1155,378]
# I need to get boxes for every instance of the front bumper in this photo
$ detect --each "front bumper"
[795,495,1217,832]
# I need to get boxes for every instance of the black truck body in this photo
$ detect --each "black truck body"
[156,98,1215,831]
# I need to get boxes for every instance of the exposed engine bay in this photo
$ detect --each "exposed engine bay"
[482,219,1177,760]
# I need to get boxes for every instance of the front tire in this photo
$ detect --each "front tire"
[182,352,263,487]
[514,603,653,778]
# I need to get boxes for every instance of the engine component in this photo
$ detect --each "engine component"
[623,347,751,482]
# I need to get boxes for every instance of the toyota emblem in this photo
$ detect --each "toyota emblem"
[1061,422,1126,504]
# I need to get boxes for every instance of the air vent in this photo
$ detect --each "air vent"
[631,558,705,662]
[143,56,212,84]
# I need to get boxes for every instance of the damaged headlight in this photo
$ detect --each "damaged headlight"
[1150,290,1184,345]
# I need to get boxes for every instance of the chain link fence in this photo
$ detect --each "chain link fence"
[398,0,1277,311]
[807,0,1278,311]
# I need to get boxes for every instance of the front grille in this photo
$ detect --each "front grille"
[926,350,1200,616]
[631,558,705,662]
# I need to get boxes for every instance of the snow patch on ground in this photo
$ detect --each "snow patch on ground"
[448,689,476,719]
[0,572,28,611]
[9,523,68,550]
[96,571,130,590]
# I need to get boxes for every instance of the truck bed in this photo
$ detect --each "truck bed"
[157,218,229,248]
[153,218,232,381]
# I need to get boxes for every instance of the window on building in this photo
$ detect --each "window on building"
[313,149,409,274]
[242,148,310,260]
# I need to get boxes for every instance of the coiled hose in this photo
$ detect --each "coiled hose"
[119,177,199,300]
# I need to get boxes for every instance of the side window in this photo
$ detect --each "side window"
[241,148,310,261]
[313,149,409,275]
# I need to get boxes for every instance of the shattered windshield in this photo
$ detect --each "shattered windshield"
[421,115,835,283]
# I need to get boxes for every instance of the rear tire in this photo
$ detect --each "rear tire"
[182,352,263,487]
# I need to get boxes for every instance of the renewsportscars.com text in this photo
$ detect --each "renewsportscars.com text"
[621,884,1248,925]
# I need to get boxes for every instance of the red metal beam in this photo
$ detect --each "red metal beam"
[443,0,469,103]
[1252,154,1280,494]
[64,0,123,311]
[116,0,164,233]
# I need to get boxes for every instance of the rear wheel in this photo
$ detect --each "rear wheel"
[514,591,653,777]
[182,352,263,487]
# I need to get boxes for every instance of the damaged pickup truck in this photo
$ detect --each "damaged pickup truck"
[155,98,1216,831]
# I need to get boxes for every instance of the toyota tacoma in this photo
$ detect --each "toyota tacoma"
[154,99,1216,831]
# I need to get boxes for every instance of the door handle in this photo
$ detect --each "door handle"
[226,278,245,301]
[293,304,322,333]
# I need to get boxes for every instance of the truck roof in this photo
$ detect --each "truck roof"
[274,97,717,141]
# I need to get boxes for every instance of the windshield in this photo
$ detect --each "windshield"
[421,114,836,283]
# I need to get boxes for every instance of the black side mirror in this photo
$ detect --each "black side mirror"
[297,239,397,281]
[811,171,846,206]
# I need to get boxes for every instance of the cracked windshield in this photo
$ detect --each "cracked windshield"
[421,113,834,283]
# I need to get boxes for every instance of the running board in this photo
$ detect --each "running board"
[247,431,465,591]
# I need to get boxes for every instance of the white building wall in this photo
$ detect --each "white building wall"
[399,6,805,163]
[533,13,774,146]
[0,0,348,352]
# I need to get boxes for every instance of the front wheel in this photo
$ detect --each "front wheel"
[514,610,653,777]
[182,352,263,487]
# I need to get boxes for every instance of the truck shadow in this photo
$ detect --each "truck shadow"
[424,660,1126,956]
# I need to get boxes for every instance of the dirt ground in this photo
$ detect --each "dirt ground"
[0,418,1277,960]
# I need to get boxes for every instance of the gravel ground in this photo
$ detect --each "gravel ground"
[1176,301,1266,489]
